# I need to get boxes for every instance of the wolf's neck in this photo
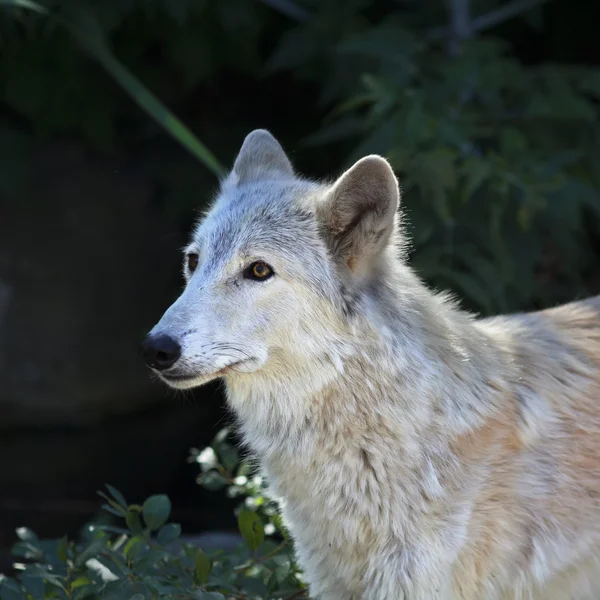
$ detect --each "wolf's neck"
[226,264,502,460]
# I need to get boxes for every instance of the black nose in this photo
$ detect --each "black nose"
[140,334,181,370]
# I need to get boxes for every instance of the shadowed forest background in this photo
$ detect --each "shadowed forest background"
[1,0,600,592]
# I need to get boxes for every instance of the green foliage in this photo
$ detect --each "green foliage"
[1,0,600,313]
[0,0,223,176]
[268,7,600,313]
[0,429,305,600]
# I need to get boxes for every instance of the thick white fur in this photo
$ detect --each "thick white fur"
[148,130,600,599]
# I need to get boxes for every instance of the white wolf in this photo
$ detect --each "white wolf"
[142,130,600,599]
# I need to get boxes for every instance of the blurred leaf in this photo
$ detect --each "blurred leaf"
[125,509,144,535]
[18,575,44,599]
[419,148,457,191]
[122,536,147,561]
[56,536,69,562]
[15,527,38,543]
[75,540,107,567]
[198,471,229,491]
[0,579,26,600]
[260,0,311,22]
[102,504,126,517]
[461,156,491,201]
[237,575,269,597]
[302,116,364,147]
[339,22,421,68]
[0,0,224,177]
[237,509,264,551]
[142,495,171,531]
[500,128,528,158]
[104,485,127,509]
[265,26,316,73]
[194,548,211,585]
[217,444,239,472]
[156,523,181,546]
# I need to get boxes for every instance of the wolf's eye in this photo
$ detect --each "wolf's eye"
[186,253,199,273]
[244,261,274,281]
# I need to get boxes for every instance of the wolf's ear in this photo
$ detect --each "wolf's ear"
[318,155,399,274]
[227,129,294,186]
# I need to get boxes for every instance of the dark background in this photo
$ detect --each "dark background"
[1,0,599,570]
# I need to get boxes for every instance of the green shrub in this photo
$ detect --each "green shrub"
[0,429,306,600]
[4,0,599,315]
[270,7,600,314]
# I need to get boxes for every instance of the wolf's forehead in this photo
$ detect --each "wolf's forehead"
[195,181,320,255]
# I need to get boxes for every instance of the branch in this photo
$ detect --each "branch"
[472,0,550,32]
[259,0,311,22]
[445,0,472,56]
[428,0,553,41]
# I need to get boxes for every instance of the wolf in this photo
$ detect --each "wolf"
[141,129,600,599]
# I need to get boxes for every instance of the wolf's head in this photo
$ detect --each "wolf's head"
[141,129,401,390]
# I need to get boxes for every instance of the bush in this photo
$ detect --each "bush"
[267,6,600,314]
[0,429,306,600]
[3,0,599,315]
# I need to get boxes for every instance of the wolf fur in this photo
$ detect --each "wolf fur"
[146,129,600,599]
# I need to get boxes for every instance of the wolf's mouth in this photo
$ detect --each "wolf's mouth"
[157,359,253,388]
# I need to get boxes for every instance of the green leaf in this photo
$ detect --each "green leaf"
[74,539,107,567]
[419,148,457,191]
[236,575,268,597]
[237,509,265,551]
[339,23,420,67]
[156,523,181,546]
[217,444,239,472]
[142,495,171,531]
[125,508,144,535]
[265,27,316,73]
[122,536,147,561]
[197,471,229,491]
[56,536,69,562]
[15,527,38,543]
[105,485,128,509]
[101,503,126,517]
[193,548,211,585]
[70,576,91,590]
[0,579,26,600]
[461,156,491,202]
[0,0,224,178]
[0,0,47,14]
[212,427,231,445]
[301,117,364,147]
[17,575,44,600]
[500,127,528,158]
[98,492,127,516]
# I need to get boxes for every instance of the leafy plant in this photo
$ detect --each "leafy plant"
[1,0,599,314]
[264,1,600,314]
[0,0,223,176]
[0,429,306,600]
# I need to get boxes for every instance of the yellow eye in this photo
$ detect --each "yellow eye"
[186,253,199,273]
[245,261,274,281]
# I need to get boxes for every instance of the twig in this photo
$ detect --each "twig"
[258,540,289,562]
[472,0,549,33]
[284,591,308,600]
[259,0,311,22]
[427,0,552,41]
[445,0,472,56]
